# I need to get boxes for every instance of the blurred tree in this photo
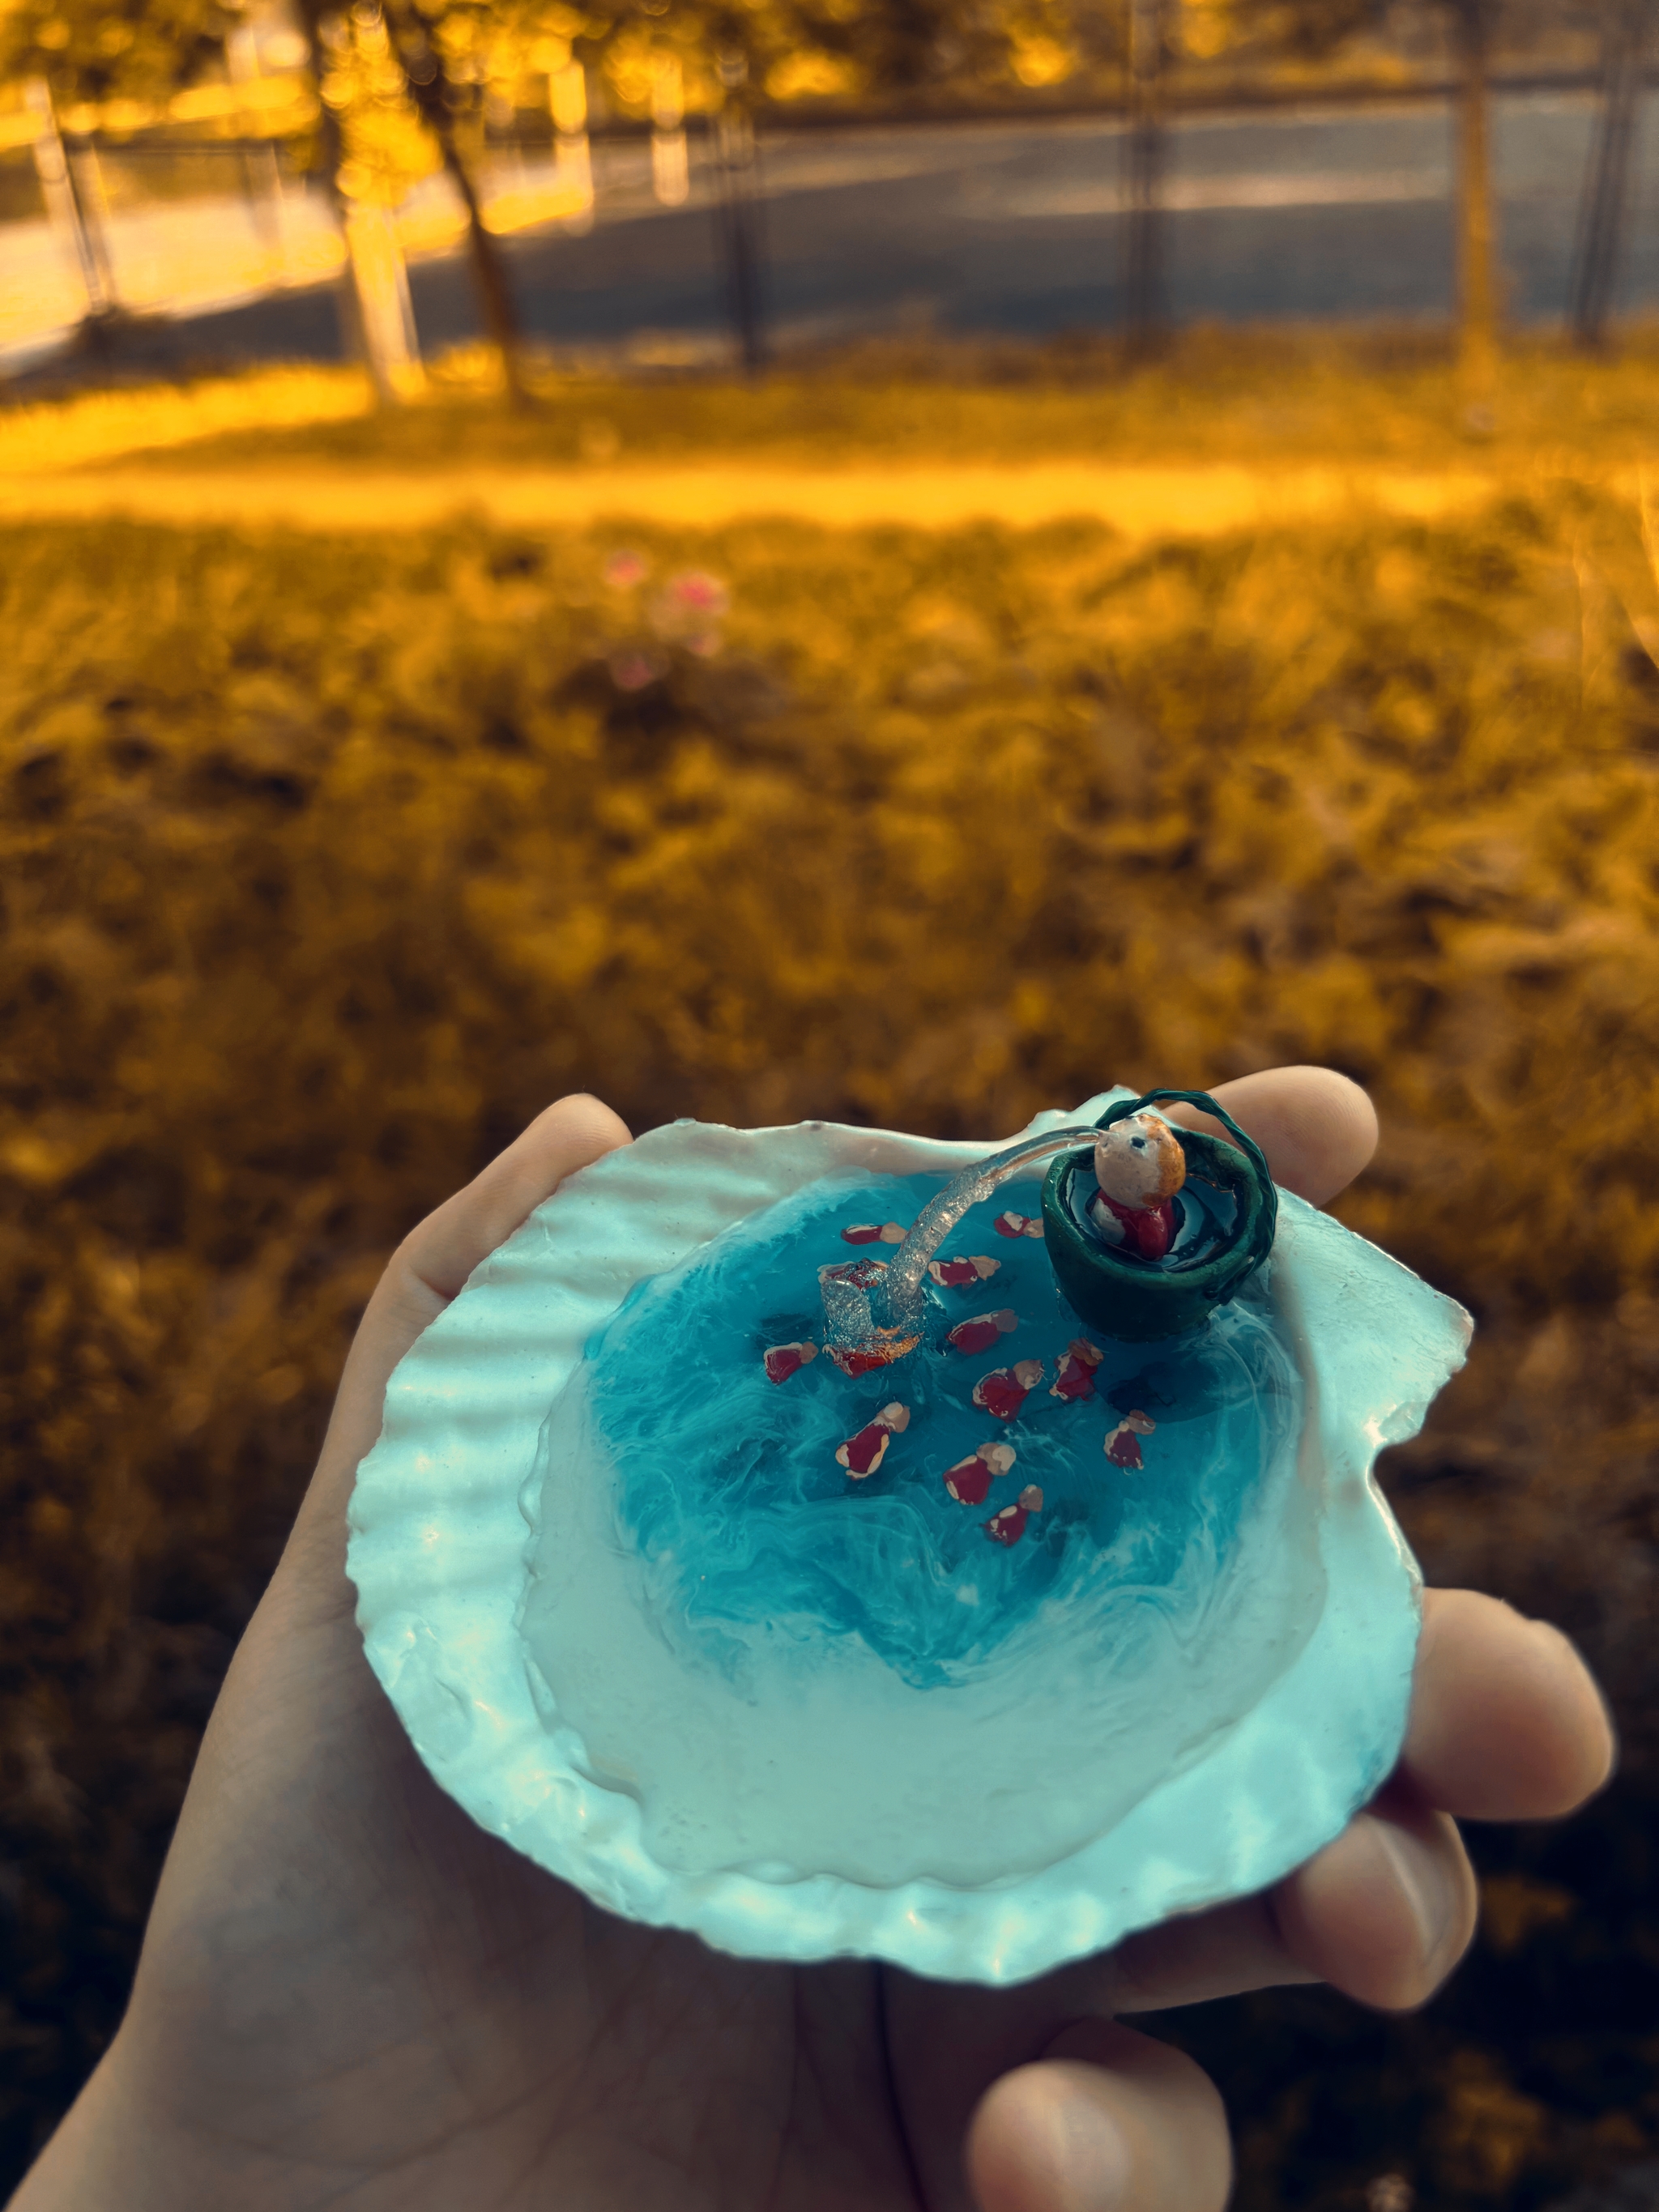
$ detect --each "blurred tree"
[288,0,531,403]
[297,0,432,401]
[577,0,1088,113]
[375,0,534,404]
[0,0,246,106]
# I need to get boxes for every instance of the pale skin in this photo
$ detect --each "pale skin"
[12,1066,1616,2212]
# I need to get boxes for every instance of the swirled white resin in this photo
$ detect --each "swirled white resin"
[348,1093,1471,1985]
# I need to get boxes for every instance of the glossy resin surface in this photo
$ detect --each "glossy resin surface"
[348,1092,1471,1984]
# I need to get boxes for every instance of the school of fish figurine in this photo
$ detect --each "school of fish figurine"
[762,1093,1279,1548]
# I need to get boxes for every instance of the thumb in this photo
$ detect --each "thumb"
[966,2020,1232,2212]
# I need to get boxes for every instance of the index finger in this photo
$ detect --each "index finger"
[1165,1064,1379,1207]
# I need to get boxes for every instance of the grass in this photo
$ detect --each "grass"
[6,330,1659,479]
[3,379,1659,2204]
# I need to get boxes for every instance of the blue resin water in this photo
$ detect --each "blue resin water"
[582,1170,1296,1693]
[521,1166,1326,1886]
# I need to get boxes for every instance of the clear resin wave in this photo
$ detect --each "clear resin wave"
[348,1092,1472,1984]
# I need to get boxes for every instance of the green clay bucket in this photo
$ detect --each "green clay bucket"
[1040,1089,1278,1343]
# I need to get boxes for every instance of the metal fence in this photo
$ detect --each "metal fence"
[3,65,1657,381]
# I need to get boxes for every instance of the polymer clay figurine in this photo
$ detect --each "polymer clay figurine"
[1088,1114,1187,1261]
[835,1400,911,1478]
[985,1483,1045,1546]
[1104,1407,1158,1469]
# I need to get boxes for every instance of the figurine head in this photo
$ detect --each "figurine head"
[1093,1115,1186,1211]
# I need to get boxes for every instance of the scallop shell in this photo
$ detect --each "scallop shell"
[348,1090,1470,1986]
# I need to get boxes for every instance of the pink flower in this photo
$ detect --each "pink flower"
[668,569,730,617]
[603,550,649,589]
[609,649,664,692]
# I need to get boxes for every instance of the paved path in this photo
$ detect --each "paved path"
[0,458,1519,535]
[2,88,1652,377]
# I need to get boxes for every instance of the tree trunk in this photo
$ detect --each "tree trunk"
[433,121,532,407]
[383,2,531,408]
[1454,1,1499,383]
[291,0,399,402]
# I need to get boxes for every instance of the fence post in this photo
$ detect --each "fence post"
[1122,0,1165,356]
[713,49,765,376]
[228,23,292,280]
[551,58,594,232]
[1569,0,1648,348]
[24,78,114,322]
[651,54,690,207]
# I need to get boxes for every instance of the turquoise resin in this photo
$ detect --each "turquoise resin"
[348,1093,1472,1984]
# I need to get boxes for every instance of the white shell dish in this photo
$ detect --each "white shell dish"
[348,1092,1471,1986]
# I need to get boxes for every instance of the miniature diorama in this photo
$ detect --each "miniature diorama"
[348,1088,1470,1984]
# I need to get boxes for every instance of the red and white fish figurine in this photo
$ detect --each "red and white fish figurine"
[927,1254,1001,1289]
[1050,1336,1104,1401]
[993,1210,1044,1239]
[842,1221,907,1246]
[763,1340,818,1384]
[1090,1115,1186,1263]
[947,1309,1019,1357]
[1104,1408,1157,1469]
[972,1359,1045,1421]
[942,1440,1017,1506]
[837,1400,911,1479]
[985,1483,1044,1545]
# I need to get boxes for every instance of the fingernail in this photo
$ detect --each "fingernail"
[1047,2090,1134,2212]
[1372,1818,1459,1975]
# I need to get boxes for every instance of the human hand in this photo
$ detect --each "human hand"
[12,1070,1614,2212]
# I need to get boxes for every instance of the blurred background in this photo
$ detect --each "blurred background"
[2,0,1658,2199]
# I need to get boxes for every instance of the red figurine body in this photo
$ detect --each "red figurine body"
[943,1440,1017,1506]
[1104,1409,1157,1469]
[1089,1115,1186,1261]
[763,1341,818,1384]
[927,1255,1000,1289]
[947,1309,1019,1357]
[1050,1336,1104,1401]
[984,1483,1045,1545]
[836,1400,911,1479]
[972,1359,1045,1421]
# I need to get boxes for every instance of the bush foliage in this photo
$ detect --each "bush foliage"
[3,497,1657,2198]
